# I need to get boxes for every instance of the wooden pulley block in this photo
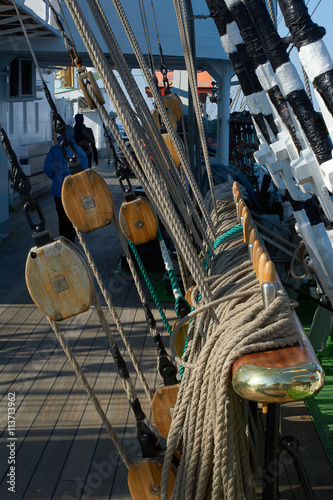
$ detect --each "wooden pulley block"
[119,197,158,245]
[151,107,177,132]
[86,70,105,105]
[162,93,183,121]
[128,458,177,499]
[258,252,269,285]
[77,76,96,110]
[76,65,105,109]
[162,133,183,167]
[152,383,180,440]
[62,169,114,232]
[25,237,93,321]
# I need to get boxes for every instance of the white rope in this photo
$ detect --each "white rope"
[173,0,217,216]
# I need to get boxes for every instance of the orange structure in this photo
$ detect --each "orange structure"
[145,70,214,105]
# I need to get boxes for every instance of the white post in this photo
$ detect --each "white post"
[215,63,232,166]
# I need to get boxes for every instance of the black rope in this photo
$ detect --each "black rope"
[101,120,120,170]
[109,343,159,457]
[282,280,333,313]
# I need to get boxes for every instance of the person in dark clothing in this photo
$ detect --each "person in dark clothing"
[73,113,98,168]
[44,136,88,242]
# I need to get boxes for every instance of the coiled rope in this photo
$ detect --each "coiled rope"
[160,190,301,500]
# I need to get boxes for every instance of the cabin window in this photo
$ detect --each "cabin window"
[9,58,36,100]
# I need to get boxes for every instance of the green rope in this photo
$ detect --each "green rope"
[203,224,243,269]
[181,225,243,376]
[128,241,173,336]
[213,224,243,249]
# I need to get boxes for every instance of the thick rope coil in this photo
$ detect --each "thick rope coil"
[160,192,302,500]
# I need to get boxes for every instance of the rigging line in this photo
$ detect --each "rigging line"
[45,0,75,54]
[12,0,49,91]
[174,0,217,216]
[137,0,156,75]
[277,0,311,27]
[54,0,76,46]
[267,0,277,28]
[105,0,217,242]
[150,0,161,49]
[64,0,215,304]
[149,0,164,68]
[310,0,322,18]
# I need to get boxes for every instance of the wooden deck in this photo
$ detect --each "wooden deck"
[0,160,176,500]
[0,159,332,499]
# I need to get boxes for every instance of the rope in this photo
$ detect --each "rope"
[267,0,277,27]
[137,0,156,75]
[92,288,160,445]
[290,241,308,280]
[86,0,216,259]
[256,232,295,259]
[76,229,154,404]
[157,228,191,318]
[12,0,57,117]
[173,0,217,216]
[64,0,215,307]
[160,191,302,499]
[48,318,132,469]
[113,214,178,384]
[203,224,243,267]
[109,0,217,241]
[128,240,173,337]
[251,217,297,251]
[302,65,313,104]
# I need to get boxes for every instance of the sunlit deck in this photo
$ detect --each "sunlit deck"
[0,159,332,499]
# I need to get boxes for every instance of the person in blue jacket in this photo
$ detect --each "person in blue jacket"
[44,136,88,242]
